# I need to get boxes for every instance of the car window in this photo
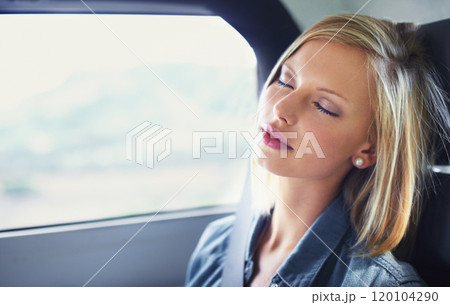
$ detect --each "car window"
[0,14,257,230]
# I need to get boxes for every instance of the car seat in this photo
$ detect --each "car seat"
[394,18,450,286]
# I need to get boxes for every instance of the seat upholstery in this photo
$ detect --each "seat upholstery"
[419,18,450,165]
[396,18,450,286]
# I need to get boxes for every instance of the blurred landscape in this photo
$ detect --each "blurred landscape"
[0,62,257,230]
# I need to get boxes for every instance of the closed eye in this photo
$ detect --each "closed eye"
[276,79,294,89]
[313,101,339,117]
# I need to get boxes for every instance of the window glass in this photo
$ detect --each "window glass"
[0,14,257,230]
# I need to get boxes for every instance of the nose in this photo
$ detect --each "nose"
[273,94,298,126]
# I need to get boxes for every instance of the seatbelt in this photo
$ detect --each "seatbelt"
[221,165,254,287]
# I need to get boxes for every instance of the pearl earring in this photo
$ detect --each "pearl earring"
[355,158,364,167]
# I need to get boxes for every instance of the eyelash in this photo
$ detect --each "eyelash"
[313,102,339,117]
[277,79,339,118]
[276,79,294,89]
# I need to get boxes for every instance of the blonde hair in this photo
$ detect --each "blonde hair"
[252,14,450,256]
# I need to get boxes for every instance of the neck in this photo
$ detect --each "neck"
[263,175,343,252]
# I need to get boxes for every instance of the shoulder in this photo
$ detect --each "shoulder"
[365,251,426,287]
[185,215,236,287]
[195,215,236,255]
[340,233,426,287]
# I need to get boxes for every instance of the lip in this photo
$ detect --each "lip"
[261,123,294,150]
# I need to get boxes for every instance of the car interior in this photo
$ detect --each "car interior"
[0,0,448,286]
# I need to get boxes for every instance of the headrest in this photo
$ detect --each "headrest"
[404,18,450,286]
[418,19,450,165]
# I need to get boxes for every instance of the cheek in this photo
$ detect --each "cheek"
[294,127,346,170]
[291,123,360,174]
[281,137,343,179]
[294,115,340,158]
[311,120,368,163]
[316,128,349,159]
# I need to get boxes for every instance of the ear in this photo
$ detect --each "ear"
[351,142,376,169]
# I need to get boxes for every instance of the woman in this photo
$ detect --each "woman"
[185,14,450,287]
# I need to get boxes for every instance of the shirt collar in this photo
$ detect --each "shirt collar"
[245,193,351,287]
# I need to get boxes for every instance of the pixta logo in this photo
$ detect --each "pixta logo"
[126,121,172,168]
[192,131,325,159]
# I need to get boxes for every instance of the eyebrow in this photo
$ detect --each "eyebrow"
[281,63,295,74]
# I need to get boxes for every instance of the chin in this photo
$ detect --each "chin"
[255,156,299,178]
[255,155,336,180]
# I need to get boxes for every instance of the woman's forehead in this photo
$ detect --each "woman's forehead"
[282,39,375,105]
[283,40,368,73]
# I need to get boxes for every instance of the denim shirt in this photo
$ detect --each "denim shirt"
[185,194,426,287]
